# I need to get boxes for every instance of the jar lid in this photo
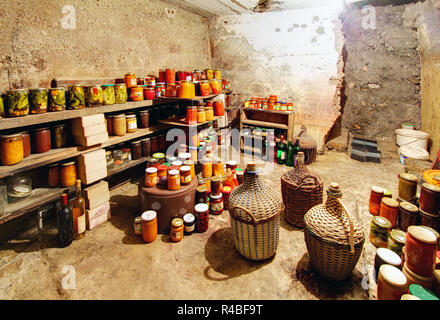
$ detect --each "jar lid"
[210,193,222,199]
[34,127,49,132]
[115,83,126,87]
[172,160,183,166]
[183,213,195,224]
[157,165,168,171]
[7,89,27,92]
[422,183,440,193]
[0,133,23,139]
[372,216,392,229]
[169,169,179,176]
[420,208,439,218]
[131,140,141,145]
[390,229,406,245]
[49,87,65,91]
[105,151,112,155]
[409,284,439,300]
[381,197,399,208]
[197,185,207,193]
[408,225,437,244]
[179,153,191,159]
[399,201,419,213]
[221,186,233,193]
[371,186,384,194]
[141,210,156,222]
[113,114,126,118]
[153,153,165,159]
[48,163,60,168]
[418,225,440,240]
[61,161,76,166]
[401,294,421,300]
[141,138,150,142]
[171,218,183,228]
[227,160,237,166]
[122,148,130,152]
[400,173,417,182]
[183,160,194,166]
[383,189,392,197]
[134,216,142,223]
[125,73,135,76]
[146,167,157,174]
[180,165,190,172]
[376,248,401,267]
[167,156,177,162]
[379,265,407,287]
[195,203,209,213]
[139,110,149,114]
[126,114,136,118]
[29,88,48,91]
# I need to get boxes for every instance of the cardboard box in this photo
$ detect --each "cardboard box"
[74,132,109,147]
[84,180,110,210]
[72,123,107,137]
[87,212,109,230]
[72,114,105,128]
[78,164,107,185]
[86,201,110,221]
[77,149,106,168]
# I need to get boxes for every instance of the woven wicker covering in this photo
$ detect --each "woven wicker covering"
[304,183,365,281]
[228,162,283,261]
[298,125,317,165]
[281,152,323,228]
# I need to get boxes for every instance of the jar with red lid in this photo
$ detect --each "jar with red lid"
[405,226,437,278]
[151,136,159,154]
[369,186,384,216]
[210,193,223,215]
[419,183,440,216]
[379,197,399,228]
[32,128,51,153]
[157,165,169,186]
[143,86,156,100]
[195,203,209,233]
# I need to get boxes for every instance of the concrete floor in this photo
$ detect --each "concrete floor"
[0,139,405,300]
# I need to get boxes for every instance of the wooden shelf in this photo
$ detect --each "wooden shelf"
[242,108,293,115]
[106,157,149,178]
[158,91,229,102]
[241,119,288,130]
[159,116,220,128]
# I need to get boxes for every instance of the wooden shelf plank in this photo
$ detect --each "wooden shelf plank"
[106,157,149,178]
[241,119,288,130]
[242,108,293,115]
[159,116,220,128]
[158,91,229,102]
[102,124,169,148]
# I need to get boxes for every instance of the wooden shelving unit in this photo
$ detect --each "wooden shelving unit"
[159,116,221,128]
[158,90,230,102]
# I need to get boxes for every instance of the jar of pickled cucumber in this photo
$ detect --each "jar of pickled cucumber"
[114,83,128,104]
[87,85,103,106]
[102,85,116,105]
[6,89,29,117]
[67,85,85,110]
[29,88,48,114]
[0,94,4,119]
[48,88,66,112]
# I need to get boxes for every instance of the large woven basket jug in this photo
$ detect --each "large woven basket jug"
[298,125,317,165]
[228,162,283,261]
[281,152,323,228]
[304,183,365,281]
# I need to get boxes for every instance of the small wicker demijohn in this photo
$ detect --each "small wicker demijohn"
[304,183,365,281]
[281,152,323,228]
[228,161,283,261]
[298,125,317,165]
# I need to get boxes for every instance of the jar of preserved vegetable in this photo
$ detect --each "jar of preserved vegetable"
[205,105,214,121]
[20,131,30,158]
[141,138,151,157]
[139,110,149,128]
[29,88,48,114]
[60,162,76,187]
[0,95,4,119]
[125,73,137,89]
[47,163,60,187]
[131,141,142,160]
[210,79,222,94]
[143,86,155,100]
[170,218,184,242]
[197,106,206,123]
[388,229,406,256]
[32,128,51,153]
[87,85,103,106]
[114,83,128,104]
[52,124,68,149]
[214,70,222,80]
[67,85,85,110]
[6,89,29,117]
[106,151,114,169]
[48,88,66,112]
[0,134,24,165]
[122,148,131,163]
[113,149,123,166]
[130,86,144,101]
[101,85,115,105]
[113,114,127,136]
[370,215,392,248]
[126,114,137,133]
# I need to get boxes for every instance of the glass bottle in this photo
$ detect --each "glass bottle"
[293,138,301,167]
[72,179,86,240]
[57,193,73,248]
[286,140,294,167]
[277,140,287,165]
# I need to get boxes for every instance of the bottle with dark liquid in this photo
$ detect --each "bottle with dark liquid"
[57,193,73,248]
[72,179,86,240]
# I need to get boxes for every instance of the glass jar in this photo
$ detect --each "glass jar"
[87,85,103,106]
[419,183,440,216]
[377,265,408,300]
[165,69,175,84]
[210,193,224,215]
[210,79,222,94]
[126,114,137,133]
[134,216,142,236]
[101,85,115,105]
[106,115,114,136]
[369,186,384,216]
[151,136,159,154]
[157,165,169,186]
[202,158,213,178]
[130,86,144,101]
[125,73,137,89]
[213,101,225,116]
[113,149,123,166]
[199,80,211,96]
[419,209,440,231]
[180,165,191,186]
[20,131,30,158]
[170,217,184,242]
[139,110,149,128]
[398,173,418,202]
[195,203,209,233]
[141,210,157,243]
[178,80,194,99]
[7,174,32,199]
[52,124,68,149]
[141,138,151,157]
[158,69,166,83]
[205,69,214,80]
[32,128,51,153]
[153,152,166,164]
[406,226,437,278]
[183,213,195,235]
[0,95,4,119]
[106,151,114,169]
[168,169,180,191]
[0,134,24,165]
[131,141,142,160]
[67,85,85,110]
[388,229,406,256]
[398,201,419,232]
[122,148,131,163]
[205,105,214,121]
[137,77,145,86]
[165,84,178,97]
[143,86,155,100]
[114,83,128,104]
[113,114,127,136]
[6,89,29,117]
[370,215,392,248]
[47,164,60,187]
[145,167,158,188]
[197,107,206,123]
[60,161,76,187]
[29,88,48,114]
[379,197,399,228]
[48,88,66,112]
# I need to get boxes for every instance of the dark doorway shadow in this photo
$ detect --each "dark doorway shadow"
[295,252,367,300]
[203,227,274,281]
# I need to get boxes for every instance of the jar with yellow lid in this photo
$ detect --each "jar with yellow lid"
[370,215,392,248]
[170,217,184,242]
[398,173,418,202]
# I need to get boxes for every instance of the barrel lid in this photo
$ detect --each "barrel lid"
[171,218,183,228]
[381,197,399,208]
[409,284,439,300]
[400,173,418,182]
[401,294,421,300]
[372,216,392,229]
[376,248,402,267]
[371,186,384,194]
[422,183,440,193]
[400,201,419,213]
[390,229,406,245]
[195,203,209,213]
[141,210,156,222]
[183,213,195,224]
[379,264,407,287]
[408,225,437,244]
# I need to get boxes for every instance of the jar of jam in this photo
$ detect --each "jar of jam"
[375,247,402,277]
[197,106,206,123]
[406,226,437,278]
[134,216,142,236]
[213,101,225,116]
[402,263,434,289]
[180,165,191,186]
[60,161,76,187]
[126,114,137,133]
[195,203,209,233]
[20,131,30,158]
[113,114,127,136]
[125,73,137,89]
[377,264,408,300]
[0,134,24,165]
[183,213,195,235]
[106,115,114,136]
[145,167,158,188]
[205,105,214,121]
[186,106,197,125]
[32,128,51,153]
[221,186,233,210]
[143,86,155,100]
[398,173,418,202]
[226,160,237,171]
[157,165,169,186]
[141,138,151,157]
[388,229,406,256]
[398,201,419,232]
[130,86,144,101]
[165,69,175,84]
[210,193,223,215]
[52,124,68,149]
[196,186,208,204]
[369,186,384,216]
[141,210,157,243]
[47,164,60,187]
[131,141,142,160]
[370,215,392,248]
[236,169,244,185]
[170,217,184,242]
[211,176,222,195]
[202,157,213,178]
[168,169,180,191]
[158,69,166,83]
[151,136,159,154]
[158,134,166,152]
[419,183,440,216]
[419,209,440,231]
[137,77,145,86]
[139,110,150,128]
[379,197,399,228]
[183,160,195,180]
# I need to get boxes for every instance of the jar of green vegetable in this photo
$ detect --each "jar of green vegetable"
[102,84,115,105]
[0,94,5,119]
[6,89,30,117]
[48,88,66,112]
[67,85,85,110]
[29,88,48,114]
[87,85,103,106]
[115,83,127,104]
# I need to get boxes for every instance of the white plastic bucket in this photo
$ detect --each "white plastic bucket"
[395,129,429,150]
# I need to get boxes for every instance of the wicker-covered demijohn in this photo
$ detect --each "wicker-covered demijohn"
[228,161,283,261]
[304,183,365,281]
[298,125,317,165]
[281,152,323,228]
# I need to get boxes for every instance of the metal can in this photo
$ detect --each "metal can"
[134,216,143,236]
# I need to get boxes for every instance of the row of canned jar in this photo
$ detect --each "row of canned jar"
[244,96,294,112]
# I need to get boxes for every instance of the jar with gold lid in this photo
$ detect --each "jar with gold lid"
[388,229,406,256]
[419,183,440,216]
[0,134,24,165]
[398,173,418,202]
[126,114,137,133]
[170,217,184,242]
[370,215,392,248]
[60,161,76,187]
[113,114,127,136]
